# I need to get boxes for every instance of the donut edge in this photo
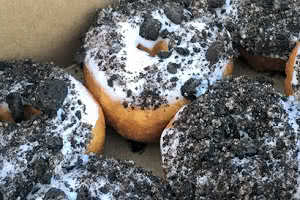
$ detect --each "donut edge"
[84,59,234,143]
[86,103,106,154]
[285,42,300,97]
[83,64,188,143]
[239,48,286,72]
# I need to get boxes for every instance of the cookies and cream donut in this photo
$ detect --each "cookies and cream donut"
[82,0,234,142]
[0,60,105,199]
[182,0,299,72]
[285,42,300,100]
[27,154,173,200]
[227,0,299,72]
[161,76,300,199]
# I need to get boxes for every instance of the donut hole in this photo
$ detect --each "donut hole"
[137,40,168,57]
[0,103,41,123]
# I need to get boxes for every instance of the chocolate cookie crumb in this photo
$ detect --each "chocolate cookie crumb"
[139,17,162,41]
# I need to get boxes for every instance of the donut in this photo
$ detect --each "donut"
[225,0,299,72]
[82,0,234,142]
[160,76,300,199]
[0,60,105,199]
[183,0,300,72]
[27,154,173,199]
[285,42,300,100]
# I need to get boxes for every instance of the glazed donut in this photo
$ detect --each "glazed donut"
[285,42,300,100]
[82,0,234,142]
[0,60,105,199]
[161,76,300,199]
[27,154,172,200]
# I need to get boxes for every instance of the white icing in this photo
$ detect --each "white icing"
[281,98,300,199]
[292,44,300,85]
[281,97,300,133]
[50,171,80,199]
[160,105,187,177]
[196,176,208,185]
[47,75,99,156]
[216,0,238,21]
[85,12,232,106]
[70,75,99,126]
[292,70,298,85]
[117,21,160,73]
[160,105,186,155]
[151,9,181,33]
[0,160,16,179]
[9,81,33,93]
[18,144,34,156]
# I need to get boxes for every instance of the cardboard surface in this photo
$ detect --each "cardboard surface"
[0,0,113,66]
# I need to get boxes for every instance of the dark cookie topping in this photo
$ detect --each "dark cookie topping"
[139,17,162,41]
[164,2,184,24]
[27,154,173,200]
[162,76,300,199]
[230,0,300,59]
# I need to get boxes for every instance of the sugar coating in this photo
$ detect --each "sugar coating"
[0,60,99,199]
[161,76,300,199]
[27,154,173,200]
[83,0,234,109]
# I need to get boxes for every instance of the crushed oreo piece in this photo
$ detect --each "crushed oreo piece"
[36,79,68,115]
[160,29,171,39]
[32,159,52,184]
[181,78,202,100]
[6,93,24,123]
[139,17,162,41]
[164,3,184,24]
[206,41,224,64]
[44,188,67,200]
[46,136,63,152]
[167,62,180,74]
[107,74,119,87]
[207,0,226,9]
[175,47,190,56]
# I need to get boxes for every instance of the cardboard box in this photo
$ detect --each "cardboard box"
[0,0,112,66]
